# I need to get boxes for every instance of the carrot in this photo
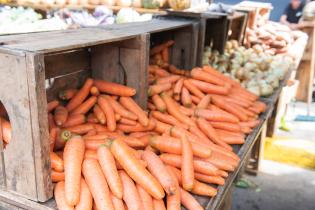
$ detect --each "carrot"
[148,102,157,111]
[188,125,213,146]
[54,106,69,126]
[120,97,149,127]
[97,146,123,199]
[98,96,116,131]
[194,173,225,186]
[191,95,201,105]
[181,87,192,108]
[105,96,138,121]
[142,149,176,195]
[160,153,219,176]
[75,178,93,210]
[225,97,251,108]
[137,184,154,210]
[188,79,229,95]
[148,83,172,96]
[117,122,155,133]
[84,150,98,159]
[51,170,65,182]
[85,139,108,150]
[119,117,137,126]
[179,106,194,117]
[240,126,252,134]
[90,86,100,96]
[87,113,99,124]
[109,138,165,199]
[161,48,169,63]
[64,136,85,206]
[1,119,11,144]
[71,96,97,115]
[154,119,172,134]
[62,114,86,128]
[103,132,145,148]
[48,113,56,129]
[218,170,228,178]
[150,40,174,55]
[48,100,59,113]
[169,65,190,77]
[194,109,239,123]
[59,89,78,101]
[218,132,245,144]
[191,67,225,86]
[210,121,241,133]
[211,95,248,121]
[94,80,136,96]
[152,199,166,210]
[110,193,125,210]
[253,101,267,112]
[180,135,194,191]
[150,66,170,77]
[152,95,166,112]
[173,78,184,100]
[50,151,64,172]
[65,124,95,135]
[150,136,211,158]
[197,118,232,151]
[239,120,260,128]
[165,166,181,210]
[203,157,235,171]
[92,105,106,124]
[49,127,57,151]
[119,170,143,210]
[156,75,181,85]
[183,79,205,99]
[179,187,204,210]
[85,130,97,137]
[151,111,188,130]
[160,92,195,127]
[55,182,74,210]
[66,78,94,112]
[54,129,72,151]
[203,65,238,87]
[82,159,114,210]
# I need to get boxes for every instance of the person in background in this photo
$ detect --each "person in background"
[280,0,306,29]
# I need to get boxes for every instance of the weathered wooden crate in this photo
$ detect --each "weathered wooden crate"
[227,12,248,44]
[0,27,149,207]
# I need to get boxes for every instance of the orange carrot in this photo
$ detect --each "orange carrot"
[142,149,176,195]
[48,100,60,113]
[84,150,98,159]
[85,139,108,150]
[194,173,225,186]
[54,106,69,126]
[218,170,228,178]
[48,113,56,129]
[180,135,194,191]
[239,120,260,128]
[98,96,116,131]
[191,95,201,105]
[59,89,78,101]
[87,113,99,124]
[150,65,170,77]
[51,170,65,182]
[150,135,211,158]
[156,75,181,85]
[203,157,235,171]
[109,138,165,199]
[94,80,136,96]
[188,79,229,95]
[117,122,155,133]
[49,127,57,151]
[169,65,190,77]
[179,187,204,210]
[62,114,86,128]
[153,199,166,210]
[181,87,192,108]
[160,153,219,176]
[75,178,93,210]
[85,129,97,137]
[151,111,188,130]
[55,181,74,210]
[165,166,181,210]
[65,124,95,135]
[154,119,172,134]
[82,159,114,210]
[150,40,175,55]
[225,97,252,108]
[50,151,64,172]
[173,78,184,101]
[148,83,172,96]
[54,129,71,150]
[93,105,106,124]
[148,102,157,111]
[191,67,225,86]
[119,117,137,126]
[66,78,94,112]
[240,126,252,134]
[102,132,145,148]
[218,132,245,144]
[63,136,85,206]
[1,118,11,144]
[203,65,238,87]
[90,86,100,96]
[119,170,143,210]
[179,106,194,117]
[105,96,138,121]
[210,121,241,133]
[97,146,123,199]
[152,95,166,112]
[137,184,154,210]
[71,96,97,115]
[160,93,195,127]
[194,109,239,123]
[110,193,125,210]
[161,48,169,63]
[120,97,149,127]
[183,79,205,99]
[188,125,213,147]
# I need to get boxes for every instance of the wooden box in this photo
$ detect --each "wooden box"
[0,27,149,203]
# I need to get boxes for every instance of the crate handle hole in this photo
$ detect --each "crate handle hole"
[0,101,12,149]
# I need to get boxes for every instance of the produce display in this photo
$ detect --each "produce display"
[203,40,294,96]
[48,39,266,210]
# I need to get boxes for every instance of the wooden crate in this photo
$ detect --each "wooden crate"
[227,12,248,44]
[0,27,149,205]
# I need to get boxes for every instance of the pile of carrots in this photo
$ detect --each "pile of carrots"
[0,102,12,147]
[48,40,267,210]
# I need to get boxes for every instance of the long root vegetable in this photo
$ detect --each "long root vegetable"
[180,135,194,191]
[137,184,154,210]
[120,97,149,127]
[98,96,116,131]
[71,96,97,115]
[55,181,74,210]
[94,80,136,96]
[50,151,64,172]
[75,178,93,210]
[179,187,204,210]
[54,106,69,126]
[62,114,86,128]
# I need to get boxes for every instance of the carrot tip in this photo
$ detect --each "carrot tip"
[60,130,72,141]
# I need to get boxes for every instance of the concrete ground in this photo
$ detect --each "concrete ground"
[232,102,315,210]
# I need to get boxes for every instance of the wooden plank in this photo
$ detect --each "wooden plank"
[172,29,193,69]
[0,53,38,200]
[44,49,90,79]
[196,18,206,66]
[25,53,54,202]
